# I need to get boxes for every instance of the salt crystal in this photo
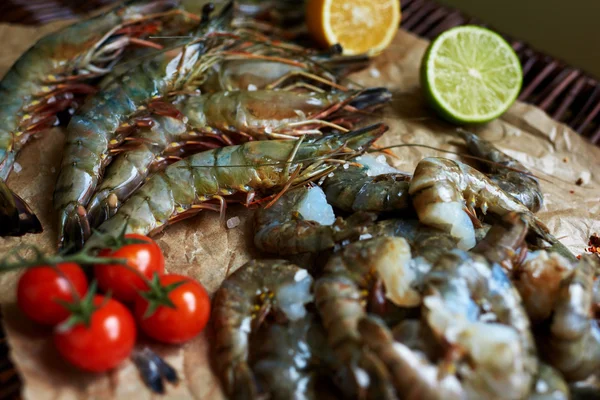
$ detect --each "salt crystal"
[535,380,549,393]
[247,84,257,91]
[369,68,381,78]
[359,233,373,240]
[343,163,350,169]
[13,162,22,173]
[327,172,334,178]
[355,368,370,388]
[264,126,273,134]
[226,216,240,229]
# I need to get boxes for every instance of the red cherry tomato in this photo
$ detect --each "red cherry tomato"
[134,274,210,344]
[54,296,136,372]
[94,234,164,303]
[17,263,88,326]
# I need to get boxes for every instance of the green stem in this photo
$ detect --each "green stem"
[0,245,128,272]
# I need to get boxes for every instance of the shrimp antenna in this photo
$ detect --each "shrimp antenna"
[371,143,552,184]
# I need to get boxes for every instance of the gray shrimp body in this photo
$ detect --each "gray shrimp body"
[180,88,391,141]
[537,254,600,382]
[409,157,553,250]
[212,259,313,400]
[0,0,198,236]
[314,236,407,399]
[423,249,537,399]
[251,315,340,400]
[86,113,191,228]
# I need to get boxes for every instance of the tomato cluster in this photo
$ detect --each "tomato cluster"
[16,234,211,373]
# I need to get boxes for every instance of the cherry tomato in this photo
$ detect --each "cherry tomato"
[94,234,164,303]
[134,274,210,344]
[17,263,88,326]
[54,296,136,372]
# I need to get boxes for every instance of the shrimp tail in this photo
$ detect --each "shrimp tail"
[0,180,42,236]
[58,203,91,252]
[348,87,392,110]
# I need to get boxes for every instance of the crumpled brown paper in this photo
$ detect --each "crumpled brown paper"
[0,20,599,399]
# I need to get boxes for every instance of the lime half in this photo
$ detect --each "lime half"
[421,25,522,124]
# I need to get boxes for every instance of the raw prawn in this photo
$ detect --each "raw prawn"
[85,100,230,228]
[178,88,391,141]
[458,130,543,213]
[84,124,386,248]
[408,157,553,250]
[365,213,525,311]
[358,315,465,400]
[254,184,377,255]
[537,254,600,381]
[422,249,538,399]
[314,236,414,398]
[322,154,411,213]
[212,259,313,400]
[0,0,201,236]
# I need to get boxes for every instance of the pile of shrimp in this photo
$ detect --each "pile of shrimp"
[214,126,600,399]
[0,0,389,244]
[2,0,599,398]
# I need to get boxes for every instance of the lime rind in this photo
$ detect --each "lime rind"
[421,25,523,124]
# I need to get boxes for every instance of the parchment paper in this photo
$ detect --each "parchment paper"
[1,21,599,400]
